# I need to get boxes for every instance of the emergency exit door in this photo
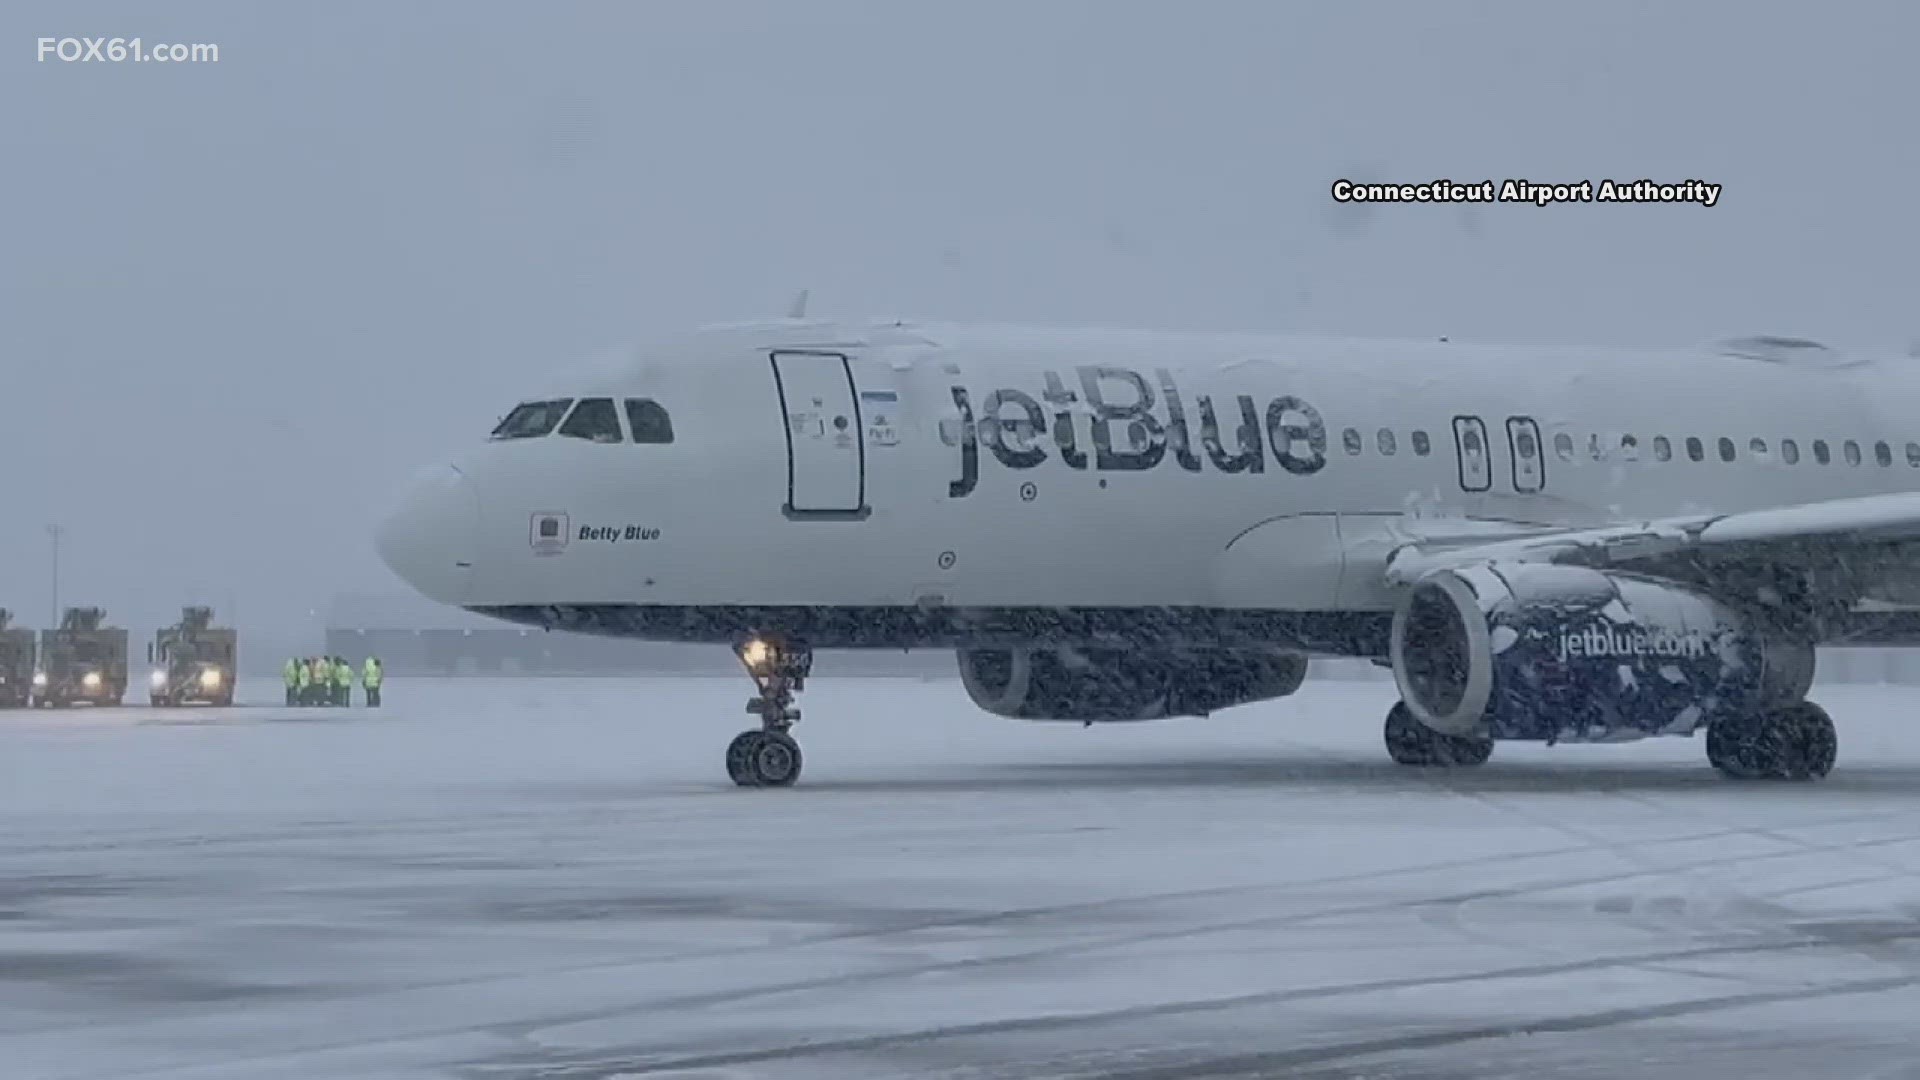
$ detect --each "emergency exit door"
[1506,415,1545,493]
[770,351,869,518]
[1452,415,1492,492]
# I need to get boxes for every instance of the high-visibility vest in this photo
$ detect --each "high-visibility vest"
[295,664,310,688]
[283,660,298,687]
[362,660,382,688]
[333,663,351,687]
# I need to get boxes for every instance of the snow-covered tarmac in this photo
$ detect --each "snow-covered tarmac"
[4,676,1920,1079]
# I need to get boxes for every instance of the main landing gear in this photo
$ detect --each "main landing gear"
[726,636,812,787]
[1383,701,1494,767]
[1705,702,1837,780]
[1379,698,1837,780]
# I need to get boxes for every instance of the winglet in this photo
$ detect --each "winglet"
[786,290,810,319]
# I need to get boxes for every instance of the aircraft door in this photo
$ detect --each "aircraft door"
[1452,415,1492,492]
[770,351,869,518]
[1505,415,1545,493]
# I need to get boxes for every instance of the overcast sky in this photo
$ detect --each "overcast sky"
[4,0,1918,646]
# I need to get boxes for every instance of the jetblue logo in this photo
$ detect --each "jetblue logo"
[947,365,1327,498]
[1555,624,1710,662]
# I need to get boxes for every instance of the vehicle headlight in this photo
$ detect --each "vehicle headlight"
[82,671,102,688]
[151,669,168,687]
[32,671,47,686]
[200,668,222,688]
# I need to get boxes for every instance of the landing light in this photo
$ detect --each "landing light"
[32,671,47,687]
[200,668,222,688]
[82,671,102,688]
[742,638,770,671]
[150,669,167,688]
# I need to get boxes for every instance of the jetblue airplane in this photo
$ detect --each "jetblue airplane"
[376,315,1920,787]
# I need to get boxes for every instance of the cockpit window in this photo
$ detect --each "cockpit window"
[491,399,574,440]
[625,398,674,444]
[558,398,624,444]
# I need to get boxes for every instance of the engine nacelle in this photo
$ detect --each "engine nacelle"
[957,646,1309,722]
[1390,563,1815,742]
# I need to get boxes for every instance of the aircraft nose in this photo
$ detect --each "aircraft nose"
[376,464,480,605]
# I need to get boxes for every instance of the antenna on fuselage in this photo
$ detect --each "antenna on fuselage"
[786,289,810,319]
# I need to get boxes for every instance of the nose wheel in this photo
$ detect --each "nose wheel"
[727,636,812,787]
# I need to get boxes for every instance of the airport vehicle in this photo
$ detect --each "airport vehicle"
[34,607,128,707]
[0,609,33,708]
[378,315,1920,786]
[147,606,237,706]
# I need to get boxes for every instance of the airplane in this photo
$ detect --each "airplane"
[376,316,1920,787]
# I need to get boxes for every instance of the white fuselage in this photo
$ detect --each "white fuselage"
[376,321,1920,650]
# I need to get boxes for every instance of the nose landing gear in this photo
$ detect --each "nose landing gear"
[726,636,812,787]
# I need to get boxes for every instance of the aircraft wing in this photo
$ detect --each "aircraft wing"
[1384,490,1920,587]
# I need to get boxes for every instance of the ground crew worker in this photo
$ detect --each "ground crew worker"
[294,657,311,706]
[308,656,327,706]
[283,657,299,706]
[361,655,383,707]
[332,656,352,706]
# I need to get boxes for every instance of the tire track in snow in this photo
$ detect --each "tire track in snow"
[1400,772,1919,958]
[498,827,1920,1029]
[53,821,1920,1077]
[1095,971,1920,1080]
[488,935,1920,1078]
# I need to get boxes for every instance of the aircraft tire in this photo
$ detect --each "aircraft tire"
[1707,701,1835,780]
[1384,700,1493,767]
[725,730,761,785]
[725,729,802,787]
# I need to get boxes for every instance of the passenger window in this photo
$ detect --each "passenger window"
[1907,442,1920,467]
[1588,434,1607,461]
[1813,439,1831,465]
[625,398,675,444]
[1342,427,1363,455]
[490,399,574,440]
[1620,434,1640,461]
[1844,440,1862,466]
[1376,428,1397,455]
[1652,435,1672,462]
[1411,430,1431,456]
[1717,437,1736,462]
[559,398,623,444]
[1781,438,1800,465]
[1875,440,1893,467]
[1554,432,1575,461]
[1685,436,1704,462]
[1749,437,1769,461]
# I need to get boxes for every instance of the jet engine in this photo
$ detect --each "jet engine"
[957,645,1309,722]
[1390,563,1815,742]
